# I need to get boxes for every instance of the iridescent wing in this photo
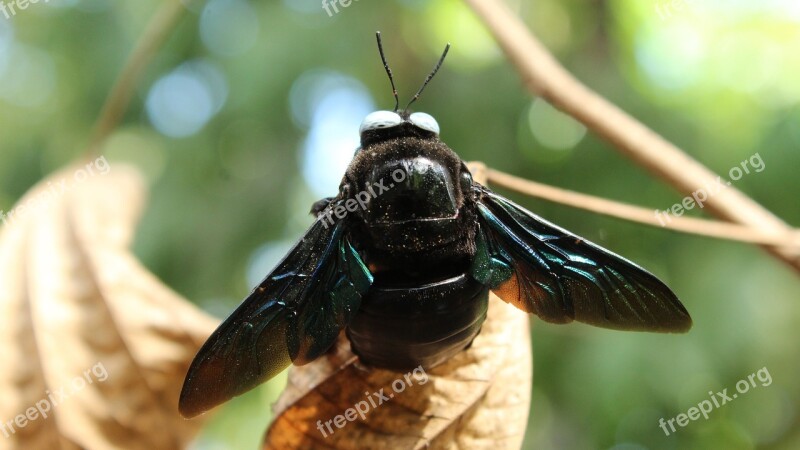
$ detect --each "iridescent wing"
[472,186,691,333]
[179,216,372,418]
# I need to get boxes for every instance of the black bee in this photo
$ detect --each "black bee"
[179,33,691,418]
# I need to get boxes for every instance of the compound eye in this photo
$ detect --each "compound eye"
[408,112,440,135]
[359,110,403,134]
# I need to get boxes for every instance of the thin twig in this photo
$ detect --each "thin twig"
[84,0,189,159]
[472,164,800,249]
[464,0,800,274]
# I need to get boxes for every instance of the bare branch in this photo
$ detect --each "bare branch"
[464,0,800,274]
[470,163,800,249]
[84,0,189,159]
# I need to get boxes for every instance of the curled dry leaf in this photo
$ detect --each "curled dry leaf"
[264,294,532,450]
[0,163,219,450]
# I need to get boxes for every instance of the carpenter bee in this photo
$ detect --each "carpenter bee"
[179,33,691,418]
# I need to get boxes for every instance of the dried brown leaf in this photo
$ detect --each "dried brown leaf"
[0,164,219,450]
[263,294,532,450]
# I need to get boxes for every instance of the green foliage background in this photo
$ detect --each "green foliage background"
[0,0,798,448]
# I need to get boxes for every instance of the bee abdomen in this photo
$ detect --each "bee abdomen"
[346,272,489,371]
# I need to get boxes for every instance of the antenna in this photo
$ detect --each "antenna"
[405,43,450,112]
[375,32,400,112]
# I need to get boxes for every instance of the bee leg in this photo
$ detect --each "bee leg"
[310,197,336,217]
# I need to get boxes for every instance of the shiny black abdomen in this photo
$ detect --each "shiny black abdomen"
[346,272,489,370]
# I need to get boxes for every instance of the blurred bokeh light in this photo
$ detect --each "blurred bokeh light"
[0,1,797,449]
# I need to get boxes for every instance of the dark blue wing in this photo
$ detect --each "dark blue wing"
[474,186,691,333]
[179,217,372,417]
